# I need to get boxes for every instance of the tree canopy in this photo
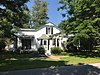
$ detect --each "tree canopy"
[0,0,30,27]
[0,0,30,50]
[32,0,49,29]
[58,0,100,50]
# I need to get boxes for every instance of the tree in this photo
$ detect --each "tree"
[58,0,100,50]
[0,0,30,50]
[32,0,49,29]
[0,0,30,27]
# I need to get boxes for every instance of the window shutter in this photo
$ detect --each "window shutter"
[57,39,59,46]
[40,39,43,45]
[46,27,48,34]
[51,27,53,34]
[48,39,50,45]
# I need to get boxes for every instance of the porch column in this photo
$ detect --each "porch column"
[45,39,51,56]
[17,38,22,48]
[31,39,34,49]
[48,39,51,55]
[59,37,63,49]
[56,38,57,47]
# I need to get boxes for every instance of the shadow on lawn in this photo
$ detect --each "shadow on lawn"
[0,57,70,72]
[0,54,100,75]
[66,51,100,58]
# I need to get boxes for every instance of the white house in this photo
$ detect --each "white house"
[13,22,68,55]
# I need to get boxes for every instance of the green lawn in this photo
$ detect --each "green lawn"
[0,52,100,71]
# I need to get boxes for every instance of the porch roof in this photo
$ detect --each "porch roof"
[18,35,34,38]
[15,34,34,38]
[38,34,50,40]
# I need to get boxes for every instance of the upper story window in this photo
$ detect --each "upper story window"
[46,27,53,34]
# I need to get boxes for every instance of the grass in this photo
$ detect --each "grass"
[60,56,100,65]
[0,52,100,71]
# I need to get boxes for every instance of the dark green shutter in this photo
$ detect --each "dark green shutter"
[46,27,48,34]
[51,27,53,34]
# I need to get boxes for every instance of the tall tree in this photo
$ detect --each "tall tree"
[32,0,49,29]
[58,0,100,50]
[0,0,30,50]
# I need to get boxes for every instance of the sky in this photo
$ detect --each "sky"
[26,0,68,25]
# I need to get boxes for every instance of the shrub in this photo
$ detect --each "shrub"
[51,47,63,54]
[94,46,100,52]
[38,46,45,55]
[60,52,68,55]
[31,51,39,56]
[0,41,6,50]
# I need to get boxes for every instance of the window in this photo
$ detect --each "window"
[22,39,31,49]
[44,40,47,45]
[52,39,56,45]
[46,27,53,34]
[48,27,50,34]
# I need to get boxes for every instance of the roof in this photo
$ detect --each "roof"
[17,22,62,32]
[18,35,34,38]
[35,22,61,32]
[38,34,49,40]
[45,22,54,26]
[14,33,34,38]
[19,29,35,31]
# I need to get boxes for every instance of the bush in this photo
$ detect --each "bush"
[38,46,45,55]
[51,47,63,54]
[94,46,100,52]
[95,46,100,50]
[31,51,39,56]
[60,52,68,55]
[0,41,6,50]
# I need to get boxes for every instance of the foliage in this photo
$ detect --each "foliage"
[0,17,12,38]
[38,46,45,55]
[51,47,63,54]
[94,46,100,51]
[0,0,30,36]
[58,0,100,50]
[60,52,69,55]
[0,0,30,27]
[32,0,49,29]
[0,39,6,50]
[0,0,30,49]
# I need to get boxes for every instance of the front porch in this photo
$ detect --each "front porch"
[15,35,37,53]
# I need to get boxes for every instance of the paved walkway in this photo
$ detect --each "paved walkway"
[0,64,100,75]
[90,63,100,68]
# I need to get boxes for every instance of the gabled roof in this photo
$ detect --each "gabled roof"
[17,22,61,32]
[38,34,49,40]
[34,22,61,32]
[45,22,54,26]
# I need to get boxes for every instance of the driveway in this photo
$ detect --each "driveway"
[0,64,100,75]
